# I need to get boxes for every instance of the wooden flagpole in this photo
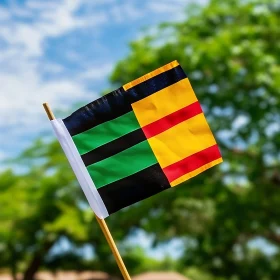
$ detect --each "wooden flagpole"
[43,102,131,280]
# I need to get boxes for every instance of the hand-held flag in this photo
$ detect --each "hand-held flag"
[50,60,222,219]
[43,103,131,280]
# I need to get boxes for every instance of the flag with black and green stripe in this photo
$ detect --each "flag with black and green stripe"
[51,61,222,218]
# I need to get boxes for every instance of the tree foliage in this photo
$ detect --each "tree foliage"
[110,0,280,279]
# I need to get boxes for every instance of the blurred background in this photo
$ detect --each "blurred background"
[1,0,280,279]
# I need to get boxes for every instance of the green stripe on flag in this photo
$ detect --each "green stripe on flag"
[72,111,141,155]
[87,140,157,188]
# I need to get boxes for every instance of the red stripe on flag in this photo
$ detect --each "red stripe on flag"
[142,101,202,138]
[163,144,222,183]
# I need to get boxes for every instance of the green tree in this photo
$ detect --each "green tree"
[0,139,130,279]
[110,0,280,279]
[0,139,163,279]
[0,140,89,280]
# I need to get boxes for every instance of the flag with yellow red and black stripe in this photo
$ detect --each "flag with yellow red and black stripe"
[51,61,222,218]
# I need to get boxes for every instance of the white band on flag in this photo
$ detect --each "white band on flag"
[51,119,109,219]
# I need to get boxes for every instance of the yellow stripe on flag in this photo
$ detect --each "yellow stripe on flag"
[147,113,217,168]
[132,78,197,127]
[170,158,223,187]
[123,60,179,90]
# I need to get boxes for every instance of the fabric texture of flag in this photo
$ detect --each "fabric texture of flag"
[51,60,223,218]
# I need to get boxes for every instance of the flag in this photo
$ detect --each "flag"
[51,60,222,218]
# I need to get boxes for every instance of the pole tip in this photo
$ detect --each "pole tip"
[43,102,55,120]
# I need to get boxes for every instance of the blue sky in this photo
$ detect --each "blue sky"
[0,0,206,163]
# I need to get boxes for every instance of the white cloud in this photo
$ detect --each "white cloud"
[9,1,34,18]
[146,0,208,21]
[0,7,10,20]
[0,0,189,161]
[0,53,96,163]
[0,60,89,128]
[26,1,59,10]
[42,63,65,74]
[109,2,143,23]
[0,0,108,131]
[0,151,8,161]
[0,0,125,146]
[79,63,114,81]
[146,0,186,19]
[0,0,108,57]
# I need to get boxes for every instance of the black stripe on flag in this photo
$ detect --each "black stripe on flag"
[125,65,187,102]
[63,65,186,136]
[97,163,171,214]
[81,128,147,166]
